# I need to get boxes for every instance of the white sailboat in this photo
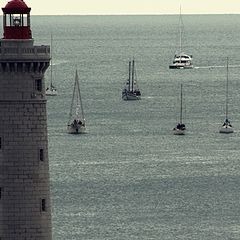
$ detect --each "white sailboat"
[169,7,193,69]
[122,59,141,100]
[46,34,57,96]
[67,69,86,134]
[173,84,186,135]
[219,58,234,134]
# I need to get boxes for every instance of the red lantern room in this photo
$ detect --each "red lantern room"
[2,0,32,39]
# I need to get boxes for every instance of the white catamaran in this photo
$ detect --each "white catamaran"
[67,69,86,134]
[219,58,234,134]
[173,84,186,135]
[169,7,193,69]
[122,59,141,101]
[46,34,57,96]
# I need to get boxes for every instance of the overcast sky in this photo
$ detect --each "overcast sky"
[1,0,240,15]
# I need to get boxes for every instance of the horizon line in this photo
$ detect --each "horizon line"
[27,13,240,16]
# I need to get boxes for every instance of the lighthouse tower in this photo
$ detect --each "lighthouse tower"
[0,0,52,239]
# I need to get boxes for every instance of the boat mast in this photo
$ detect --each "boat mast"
[179,5,182,54]
[180,84,183,124]
[132,59,135,92]
[50,34,53,87]
[75,70,85,121]
[68,71,77,125]
[226,57,229,120]
[128,60,131,92]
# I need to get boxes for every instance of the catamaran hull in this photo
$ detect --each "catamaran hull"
[67,125,86,134]
[169,64,193,69]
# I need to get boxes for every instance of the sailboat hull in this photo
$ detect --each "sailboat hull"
[173,128,186,135]
[122,92,141,101]
[219,126,234,134]
[46,89,57,96]
[67,124,86,134]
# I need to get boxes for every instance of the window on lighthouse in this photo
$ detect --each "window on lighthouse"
[5,14,28,27]
[35,79,42,92]
[39,149,44,161]
[41,199,46,212]
[5,14,21,27]
[13,16,21,26]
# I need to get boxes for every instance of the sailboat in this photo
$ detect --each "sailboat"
[67,69,86,134]
[169,7,193,69]
[122,59,141,100]
[173,84,186,135]
[46,34,57,96]
[219,58,233,134]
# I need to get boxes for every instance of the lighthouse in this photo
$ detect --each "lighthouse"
[0,0,52,239]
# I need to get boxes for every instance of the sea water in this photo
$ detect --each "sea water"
[20,15,240,239]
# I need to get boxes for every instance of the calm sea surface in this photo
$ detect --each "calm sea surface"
[19,15,240,239]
